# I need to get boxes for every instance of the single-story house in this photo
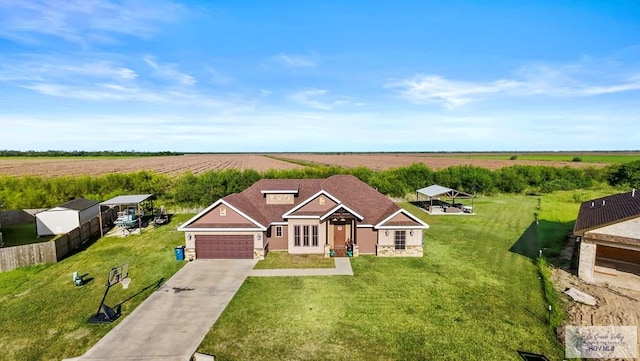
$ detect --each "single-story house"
[36,198,100,237]
[574,190,640,284]
[178,174,429,260]
[0,201,3,246]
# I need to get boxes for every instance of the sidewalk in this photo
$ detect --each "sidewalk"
[249,257,353,277]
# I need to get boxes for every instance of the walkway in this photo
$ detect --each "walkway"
[78,259,257,361]
[249,257,353,277]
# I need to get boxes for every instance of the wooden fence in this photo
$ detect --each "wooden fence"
[0,208,116,272]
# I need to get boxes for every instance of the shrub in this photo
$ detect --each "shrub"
[571,157,582,162]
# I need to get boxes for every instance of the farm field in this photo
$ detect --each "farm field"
[0,154,303,177]
[0,151,628,177]
[444,151,640,163]
[197,196,565,360]
[273,153,610,170]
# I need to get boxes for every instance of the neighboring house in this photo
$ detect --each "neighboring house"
[574,190,640,283]
[36,198,100,237]
[178,175,429,260]
[0,201,3,247]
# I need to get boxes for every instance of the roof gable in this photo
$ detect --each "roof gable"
[283,190,341,218]
[574,190,640,234]
[375,209,430,229]
[320,204,364,221]
[178,199,266,231]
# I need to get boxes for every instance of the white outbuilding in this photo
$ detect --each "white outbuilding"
[36,198,100,237]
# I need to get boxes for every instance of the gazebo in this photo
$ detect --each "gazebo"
[415,185,475,214]
[99,194,154,236]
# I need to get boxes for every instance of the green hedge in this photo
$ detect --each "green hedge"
[0,161,633,210]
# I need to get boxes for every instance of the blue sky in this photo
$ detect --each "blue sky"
[1,0,639,152]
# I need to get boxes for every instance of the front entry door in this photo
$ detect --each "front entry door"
[334,224,346,248]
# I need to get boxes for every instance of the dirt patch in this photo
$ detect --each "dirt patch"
[0,154,303,177]
[552,268,640,359]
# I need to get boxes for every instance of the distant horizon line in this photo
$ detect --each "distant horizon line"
[1,149,640,155]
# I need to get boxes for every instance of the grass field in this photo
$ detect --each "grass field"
[0,223,53,246]
[254,251,336,269]
[197,195,565,360]
[451,152,640,163]
[0,215,190,361]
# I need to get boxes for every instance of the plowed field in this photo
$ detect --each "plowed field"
[275,153,608,170]
[0,154,303,177]
[0,153,609,177]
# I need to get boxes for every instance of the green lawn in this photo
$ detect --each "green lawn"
[1,223,53,247]
[198,195,564,360]
[0,215,190,361]
[535,187,619,260]
[254,251,336,269]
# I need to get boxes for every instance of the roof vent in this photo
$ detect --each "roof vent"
[633,189,636,197]
[591,201,594,208]
[602,200,606,206]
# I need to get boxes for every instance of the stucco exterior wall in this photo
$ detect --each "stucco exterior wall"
[377,229,423,257]
[295,194,337,213]
[356,227,377,254]
[377,229,422,247]
[265,193,294,205]
[267,225,288,250]
[287,218,325,254]
[578,240,596,283]
[192,204,255,226]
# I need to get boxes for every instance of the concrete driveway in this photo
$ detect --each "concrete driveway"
[78,259,257,361]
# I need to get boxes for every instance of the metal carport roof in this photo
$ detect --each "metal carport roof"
[416,185,473,199]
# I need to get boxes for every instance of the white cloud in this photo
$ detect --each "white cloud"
[0,0,184,44]
[388,61,640,108]
[386,75,521,109]
[273,53,317,68]
[288,89,350,110]
[144,56,196,86]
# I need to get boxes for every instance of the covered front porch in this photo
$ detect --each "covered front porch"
[322,207,361,258]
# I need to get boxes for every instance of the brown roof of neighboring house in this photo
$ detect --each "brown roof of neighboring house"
[573,190,640,234]
[221,175,402,227]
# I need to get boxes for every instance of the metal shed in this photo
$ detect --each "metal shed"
[36,198,100,237]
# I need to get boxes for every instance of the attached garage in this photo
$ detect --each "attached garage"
[195,235,254,259]
[595,245,640,276]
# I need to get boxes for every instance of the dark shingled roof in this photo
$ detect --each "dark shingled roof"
[58,198,99,211]
[221,175,402,227]
[573,190,640,234]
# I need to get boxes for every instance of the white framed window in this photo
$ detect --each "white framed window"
[394,230,406,250]
[303,225,310,246]
[275,226,283,238]
[312,225,318,246]
[294,225,300,246]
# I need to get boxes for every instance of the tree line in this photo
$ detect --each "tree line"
[1,161,639,210]
[0,150,182,157]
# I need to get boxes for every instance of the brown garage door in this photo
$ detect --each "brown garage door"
[195,235,254,259]
[596,245,640,275]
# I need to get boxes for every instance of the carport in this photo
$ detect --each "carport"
[416,184,475,214]
[99,194,154,236]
